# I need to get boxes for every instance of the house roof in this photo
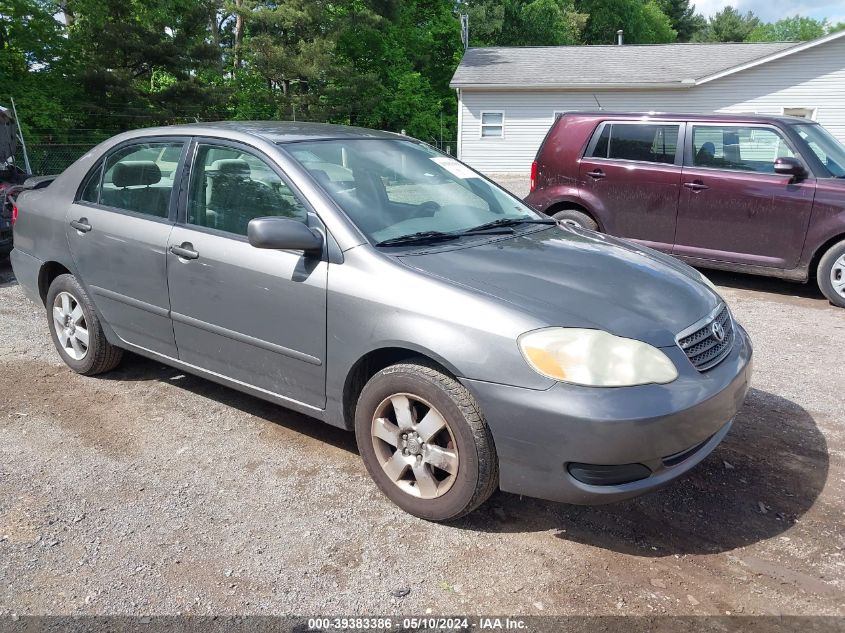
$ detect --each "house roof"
[450,31,845,90]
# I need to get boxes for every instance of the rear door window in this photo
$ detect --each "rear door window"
[690,125,795,173]
[100,142,185,218]
[587,123,680,164]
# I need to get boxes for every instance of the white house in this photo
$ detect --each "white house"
[450,30,845,175]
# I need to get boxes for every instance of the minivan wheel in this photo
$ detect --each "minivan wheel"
[552,208,599,231]
[817,239,845,308]
[46,274,123,375]
[354,361,498,521]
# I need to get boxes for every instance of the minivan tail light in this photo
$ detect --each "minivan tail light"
[11,203,18,226]
[530,161,538,192]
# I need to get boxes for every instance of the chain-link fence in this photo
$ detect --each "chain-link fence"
[15,143,97,176]
[13,132,456,177]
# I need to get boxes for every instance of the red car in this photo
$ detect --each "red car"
[525,112,845,308]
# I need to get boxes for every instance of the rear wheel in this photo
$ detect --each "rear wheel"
[354,361,498,521]
[817,240,845,308]
[46,274,123,375]
[552,208,598,231]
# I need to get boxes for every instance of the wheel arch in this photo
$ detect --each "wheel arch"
[809,232,845,279]
[544,200,604,232]
[341,346,459,431]
[38,261,73,305]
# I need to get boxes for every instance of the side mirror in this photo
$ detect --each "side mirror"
[774,157,808,180]
[247,217,323,253]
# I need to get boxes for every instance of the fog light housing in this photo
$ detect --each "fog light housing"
[567,462,652,486]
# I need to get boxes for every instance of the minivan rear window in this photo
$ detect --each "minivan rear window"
[588,123,679,164]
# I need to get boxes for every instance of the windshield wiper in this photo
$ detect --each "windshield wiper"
[463,217,557,233]
[376,231,461,247]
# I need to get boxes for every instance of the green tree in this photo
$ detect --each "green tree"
[656,0,706,41]
[747,15,828,41]
[0,0,79,135]
[464,0,586,46]
[693,6,759,42]
[577,0,676,44]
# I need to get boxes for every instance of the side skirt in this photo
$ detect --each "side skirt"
[675,255,809,282]
[117,341,340,427]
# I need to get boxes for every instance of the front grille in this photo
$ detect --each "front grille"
[678,305,734,371]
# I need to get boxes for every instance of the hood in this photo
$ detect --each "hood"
[398,227,720,347]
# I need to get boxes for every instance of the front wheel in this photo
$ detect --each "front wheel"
[354,361,498,521]
[817,239,845,308]
[552,208,598,231]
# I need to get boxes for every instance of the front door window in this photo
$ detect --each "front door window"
[187,144,308,236]
[691,126,795,173]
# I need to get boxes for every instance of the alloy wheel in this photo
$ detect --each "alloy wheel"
[52,291,89,360]
[831,254,845,298]
[370,393,459,499]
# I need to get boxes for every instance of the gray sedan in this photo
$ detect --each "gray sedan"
[10,122,752,521]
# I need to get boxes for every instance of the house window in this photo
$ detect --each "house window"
[783,107,816,120]
[480,112,504,138]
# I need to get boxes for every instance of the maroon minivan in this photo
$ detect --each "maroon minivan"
[525,112,845,308]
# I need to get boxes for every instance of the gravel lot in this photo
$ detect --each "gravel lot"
[1,195,844,617]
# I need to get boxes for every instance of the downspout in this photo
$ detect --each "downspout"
[456,88,462,160]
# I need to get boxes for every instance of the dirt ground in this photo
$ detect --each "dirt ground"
[1,242,843,617]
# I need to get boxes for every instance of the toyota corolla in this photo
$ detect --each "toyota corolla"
[10,122,752,521]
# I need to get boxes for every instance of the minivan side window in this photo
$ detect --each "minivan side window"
[588,123,680,164]
[691,126,795,173]
[187,144,308,237]
[100,142,184,218]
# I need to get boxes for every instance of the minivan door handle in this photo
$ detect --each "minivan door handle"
[587,169,605,179]
[683,181,709,192]
[70,218,92,233]
[170,243,199,260]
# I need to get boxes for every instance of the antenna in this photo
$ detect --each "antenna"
[593,94,603,110]
[10,97,31,175]
[460,14,469,51]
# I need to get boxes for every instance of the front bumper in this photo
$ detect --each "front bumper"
[462,324,753,505]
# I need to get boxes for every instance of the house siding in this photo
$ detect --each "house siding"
[457,35,845,174]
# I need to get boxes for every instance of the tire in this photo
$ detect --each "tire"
[817,239,845,308]
[354,361,498,521]
[552,208,599,231]
[46,274,123,375]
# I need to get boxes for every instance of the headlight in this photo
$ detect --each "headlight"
[518,328,678,387]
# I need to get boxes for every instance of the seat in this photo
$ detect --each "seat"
[103,161,169,216]
[205,159,251,231]
[695,142,716,166]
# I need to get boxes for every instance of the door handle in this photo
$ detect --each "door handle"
[587,169,605,179]
[683,181,709,192]
[170,243,199,260]
[70,218,92,233]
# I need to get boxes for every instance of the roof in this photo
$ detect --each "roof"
[450,30,845,90]
[178,121,400,143]
[552,111,816,125]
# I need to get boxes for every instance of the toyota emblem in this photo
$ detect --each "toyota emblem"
[711,321,726,342]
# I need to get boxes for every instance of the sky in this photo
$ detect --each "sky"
[694,0,845,25]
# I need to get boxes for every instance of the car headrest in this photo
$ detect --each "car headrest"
[210,159,250,176]
[112,161,161,188]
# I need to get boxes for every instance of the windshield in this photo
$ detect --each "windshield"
[282,139,543,244]
[793,123,845,177]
